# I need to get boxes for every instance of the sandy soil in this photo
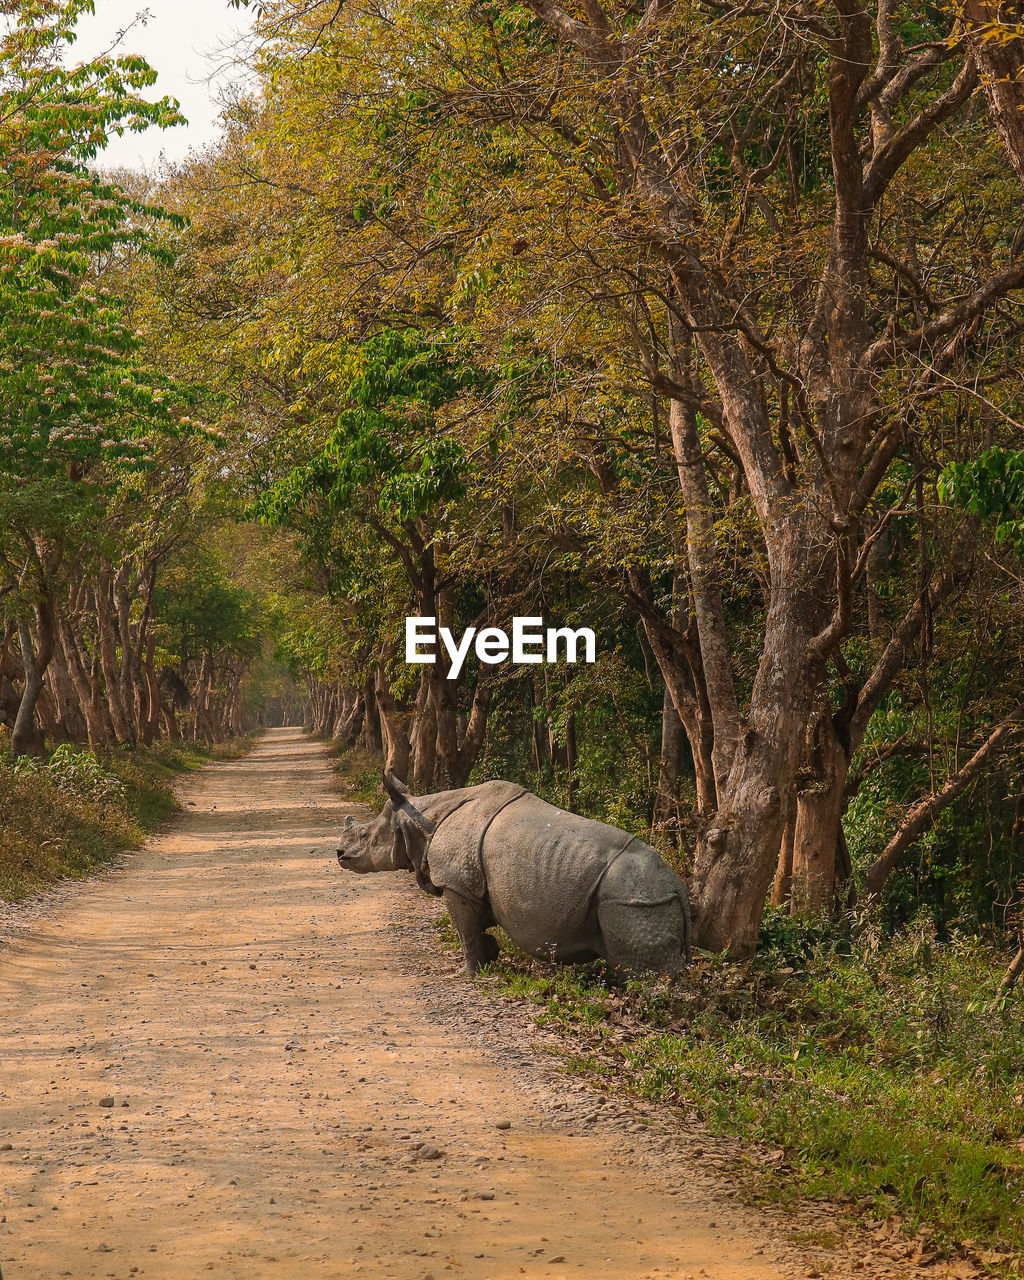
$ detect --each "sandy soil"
[0,729,979,1280]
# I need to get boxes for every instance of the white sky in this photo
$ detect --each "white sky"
[71,0,257,172]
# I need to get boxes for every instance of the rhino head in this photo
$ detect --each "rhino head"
[336,772,435,876]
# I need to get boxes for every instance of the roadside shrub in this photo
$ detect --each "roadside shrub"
[0,761,140,900]
[43,744,128,805]
[0,735,253,902]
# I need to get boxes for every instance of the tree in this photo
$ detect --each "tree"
[0,0,186,753]
[154,543,265,742]
[211,0,1024,951]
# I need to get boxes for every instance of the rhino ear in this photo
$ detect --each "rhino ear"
[395,811,434,875]
[382,771,411,806]
[383,770,434,838]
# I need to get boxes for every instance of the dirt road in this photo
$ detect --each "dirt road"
[0,729,956,1279]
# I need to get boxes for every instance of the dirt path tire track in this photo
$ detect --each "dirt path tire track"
[0,729,973,1280]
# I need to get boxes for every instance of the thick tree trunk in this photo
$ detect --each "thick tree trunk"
[12,631,45,756]
[410,672,438,791]
[375,670,411,782]
[193,653,217,745]
[431,667,460,786]
[321,686,336,736]
[35,683,60,740]
[694,748,792,954]
[91,652,118,747]
[330,691,345,740]
[654,688,686,829]
[791,716,849,916]
[0,622,21,730]
[692,564,819,955]
[95,574,133,746]
[770,805,797,907]
[332,688,365,746]
[430,665,492,788]
[58,617,107,749]
[12,600,56,756]
[161,704,181,741]
[55,624,90,741]
[47,634,87,742]
[359,675,382,752]
[344,688,366,744]
[228,672,246,735]
[330,688,352,741]
[141,635,162,746]
[308,680,324,734]
[456,680,492,787]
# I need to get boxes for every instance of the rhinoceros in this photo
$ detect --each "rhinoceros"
[336,773,692,976]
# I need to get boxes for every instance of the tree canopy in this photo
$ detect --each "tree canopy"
[5,0,1024,955]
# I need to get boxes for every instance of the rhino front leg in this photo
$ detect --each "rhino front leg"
[442,889,498,974]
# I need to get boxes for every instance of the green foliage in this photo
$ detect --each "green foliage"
[941,449,1024,556]
[0,0,186,478]
[155,551,265,668]
[9,742,126,806]
[257,329,473,527]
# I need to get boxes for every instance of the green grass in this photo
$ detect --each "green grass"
[468,917,1024,1272]
[0,735,255,902]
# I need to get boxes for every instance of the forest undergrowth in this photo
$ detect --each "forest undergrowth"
[331,746,387,808]
[434,914,1024,1272]
[0,734,254,901]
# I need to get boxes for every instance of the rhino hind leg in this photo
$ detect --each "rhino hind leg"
[597,897,687,977]
[442,888,498,974]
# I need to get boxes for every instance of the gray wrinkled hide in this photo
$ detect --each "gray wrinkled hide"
[413,780,691,974]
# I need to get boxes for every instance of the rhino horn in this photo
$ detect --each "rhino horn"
[382,771,411,805]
